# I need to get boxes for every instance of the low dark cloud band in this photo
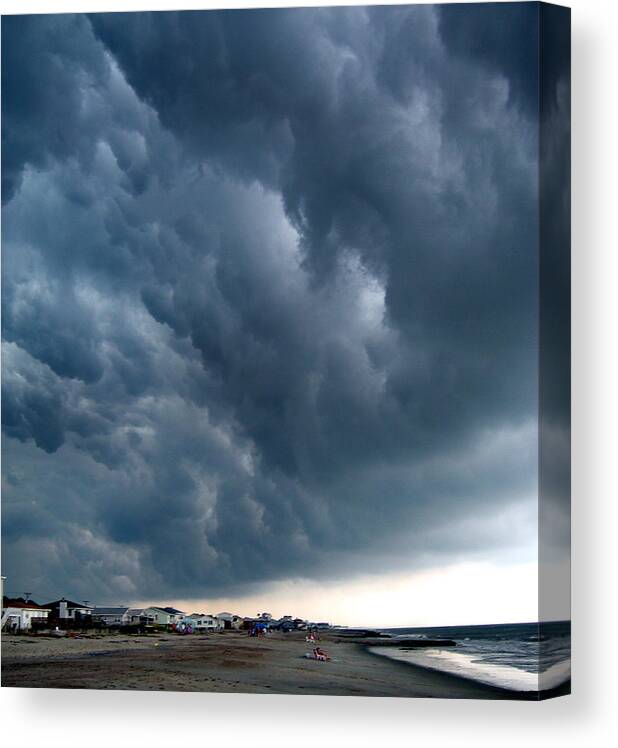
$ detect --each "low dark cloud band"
[1,5,562,602]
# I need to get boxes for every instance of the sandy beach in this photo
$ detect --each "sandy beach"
[1,630,548,699]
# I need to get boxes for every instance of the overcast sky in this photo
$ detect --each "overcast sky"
[1,4,569,625]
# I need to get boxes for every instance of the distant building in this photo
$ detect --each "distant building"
[126,608,152,624]
[92,606,131,626]
[139,606,189,627]
[271,618,293,632]
[216,612,244,630]
[159,607,186,624]
[1,597,51,631]
[183,613,224,631]
[43,598,94,622]
[271,616,309,631]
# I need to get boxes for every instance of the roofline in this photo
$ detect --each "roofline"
[3,605,51,611]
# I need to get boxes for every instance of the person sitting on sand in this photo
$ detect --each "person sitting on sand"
[313,647,330,661]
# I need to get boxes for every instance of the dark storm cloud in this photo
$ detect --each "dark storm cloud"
[437,2,540,113]
[1,5,555,603]
[538,3,570,627]
[1,14,107,203]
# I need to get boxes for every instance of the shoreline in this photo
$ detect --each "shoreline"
[362,643,571,701]
[1,631,569,700]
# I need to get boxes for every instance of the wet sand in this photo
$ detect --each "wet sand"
[1,631,544,699]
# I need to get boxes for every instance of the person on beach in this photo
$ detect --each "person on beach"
[313,647,330,661]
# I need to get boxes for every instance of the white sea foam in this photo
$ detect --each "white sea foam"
[368,646,570,692]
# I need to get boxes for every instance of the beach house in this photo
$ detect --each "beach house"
[182,613,224,631]
[160,606,186,624]
[126,608,153,624]
[1,596,51,631]
[142,606,186,627]
[215,612,244,630]
[44,598,94,623]
[269,615,307,631]
[92,606,132,626]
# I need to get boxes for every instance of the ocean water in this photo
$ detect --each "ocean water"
[370,621,571,693]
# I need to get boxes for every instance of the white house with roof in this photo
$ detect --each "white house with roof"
[183,613,224,631]
[216,612,244,630]
[1,597,51,631]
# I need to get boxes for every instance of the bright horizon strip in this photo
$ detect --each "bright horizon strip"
[136,560,542,629]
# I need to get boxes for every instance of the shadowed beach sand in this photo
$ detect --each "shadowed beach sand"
[1,631,563,699]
